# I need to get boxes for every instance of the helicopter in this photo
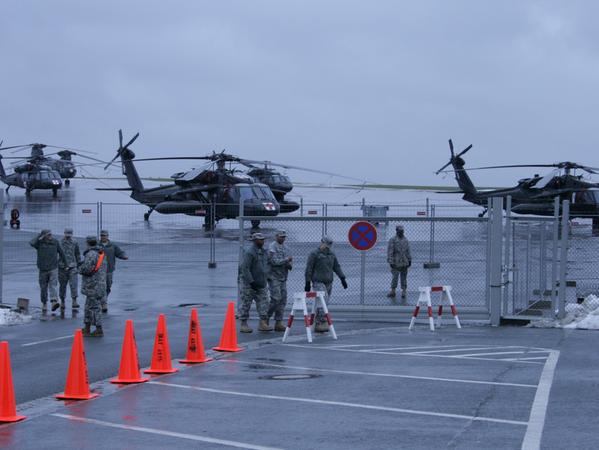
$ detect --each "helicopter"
[0,143,105,186]
[437,139,599,231]
[0,151,63,197]
[100,131,282,230]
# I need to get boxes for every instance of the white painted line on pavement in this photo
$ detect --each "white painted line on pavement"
[359,344,481,352]
[521,350,560,450]
[228,359,537,388]
[150,381,529,426]
[284,343,545,364]
[403,346,522,354]
[22,335,72,347]
[51,413,282,450]
[504,357,548,362]
[449,351,548,358]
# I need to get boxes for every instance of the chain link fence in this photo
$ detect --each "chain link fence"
[3,195,598,322]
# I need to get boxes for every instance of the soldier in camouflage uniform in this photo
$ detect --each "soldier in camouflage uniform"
[267,230,293,332]
[387,225,412,301]
[239,232,273,333]
[99,230,128,313]
[305,236,347,333]
[80,236,107,337]
[58,228,81,311]
[29,229,66,313]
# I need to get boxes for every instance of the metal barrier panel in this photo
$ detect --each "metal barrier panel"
[239,216,489,308]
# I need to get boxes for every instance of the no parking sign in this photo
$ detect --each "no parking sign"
[348,221,377,251]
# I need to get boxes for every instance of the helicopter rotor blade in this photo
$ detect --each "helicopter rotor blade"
[456,144,473,158]
[118,130,123,149]
[448,139,454,157]
[124,132,139,149]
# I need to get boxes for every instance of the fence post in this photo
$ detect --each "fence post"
[502,196,512,316]
[423,205,440,269]
[0,190,4,304]
[558,200,570,319]
[489,197,503,326]
[485,197,492,310]
[550,197,560,316]
[539,221,547,297]
[208,196,217,268]
[238,201,245,262]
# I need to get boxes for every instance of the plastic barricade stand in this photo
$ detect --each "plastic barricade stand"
[409,286,461,331]
[282,291,338,343]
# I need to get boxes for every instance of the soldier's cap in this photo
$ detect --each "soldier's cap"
[100,230,109,237]
[275,230,287,237]
[321,236,333,247]
[85,235,97,243]
[251,232,265,240]
[64,228,73,235]
[40,229,52,236]
[396,225,404,232]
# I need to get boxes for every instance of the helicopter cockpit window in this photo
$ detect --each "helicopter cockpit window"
[260,186,275,200]
[238,186,255,201]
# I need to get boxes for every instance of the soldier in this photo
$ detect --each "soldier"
[58,228,81,311]
[239,232,272,333]
[267,230,292,332]
[99,230,128,313]
[80,236,107,337]
[387,225,412,301]
[29,229,66,313]
[305,236,347,333]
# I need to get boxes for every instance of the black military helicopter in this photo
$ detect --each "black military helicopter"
[100,131,282,230]
[0,150,62,197]
[437,139,599,230]
[0,143,104,186]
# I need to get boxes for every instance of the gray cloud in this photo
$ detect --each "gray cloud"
[1,0,598,186]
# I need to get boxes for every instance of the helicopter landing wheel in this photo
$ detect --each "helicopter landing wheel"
[25,189,32,197]
[65,179,70,187]
[52,188,58,198]
[251,220,261,229]
[144,212,150,221]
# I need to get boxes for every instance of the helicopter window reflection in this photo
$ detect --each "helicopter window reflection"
[238,186,254,201]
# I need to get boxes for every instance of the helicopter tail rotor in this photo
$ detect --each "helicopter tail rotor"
[436,139,472,175]
[105,129,139,170]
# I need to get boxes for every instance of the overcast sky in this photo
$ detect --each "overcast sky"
[1,1,598,186]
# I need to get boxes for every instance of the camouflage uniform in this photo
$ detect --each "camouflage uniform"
[80,245,107,327]
[29,232,66,307]
[387,234,411,291]
[267,240,292,321]
[59,237,81,304]
[305,245,346,322]
[239,244,270,320]
[100,238,127,308]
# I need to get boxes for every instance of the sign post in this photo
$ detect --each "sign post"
[348,221,378,306]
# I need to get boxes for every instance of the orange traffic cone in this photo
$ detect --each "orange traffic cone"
[144,314,178,374]
[0,341,26,423]
[110,320,149,384]
[180,308,213,364]
[213,302,243,352]
[56,330,99,400]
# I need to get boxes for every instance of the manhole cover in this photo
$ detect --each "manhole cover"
[262,374,321,381]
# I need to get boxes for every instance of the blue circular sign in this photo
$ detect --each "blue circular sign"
[348,221,377,251]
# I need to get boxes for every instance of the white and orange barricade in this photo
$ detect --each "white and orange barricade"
[408,285,461,331]
[282,291,338,343]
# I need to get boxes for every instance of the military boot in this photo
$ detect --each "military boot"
[41,302,48,314]
[72,298,80,309]
[101,303,108,314]
[240,320,253,333]
[51,300,60,312]
[258,319,273,332]
[315,321,330,333]
[82,323,91,337]
[91,326,104,337]
[401,289,407,299]
[274,320,286,332]
[60,299,66,312]
[387,289,396,298]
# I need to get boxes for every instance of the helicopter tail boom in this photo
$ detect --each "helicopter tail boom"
[0,154,6,180]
